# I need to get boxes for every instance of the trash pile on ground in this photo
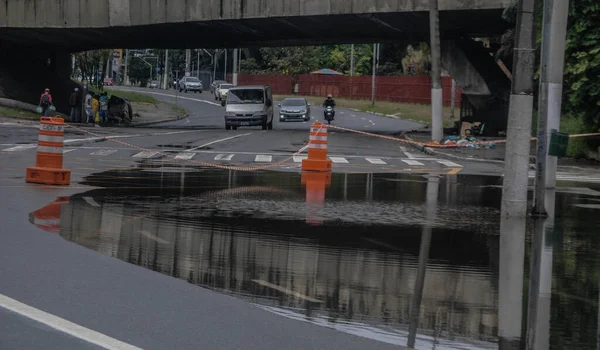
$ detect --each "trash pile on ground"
[432,136,497,149]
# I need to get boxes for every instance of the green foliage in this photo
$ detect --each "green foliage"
[127,56,152,87]
[564,1,600,132]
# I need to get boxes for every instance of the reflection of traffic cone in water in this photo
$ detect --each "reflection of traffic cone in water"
[26,117,71,185]
[28,196,70,233]
[302,122,332,172]
[301,172,331,226]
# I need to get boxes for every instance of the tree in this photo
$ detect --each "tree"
[564,1,600,131]
[128,56,151,87]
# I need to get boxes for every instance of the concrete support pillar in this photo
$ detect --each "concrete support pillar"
[501,0,539,218]
[163,49,169,90]
[532,0,570,216]
[232,48,238,86]
[429,0,443,141]
[185,49,191,75]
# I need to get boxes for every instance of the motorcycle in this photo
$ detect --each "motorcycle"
[324,106,335,124]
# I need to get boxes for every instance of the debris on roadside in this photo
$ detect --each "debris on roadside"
[432,135,497,149]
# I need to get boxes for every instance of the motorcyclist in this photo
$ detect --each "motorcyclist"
[323,94,336,119]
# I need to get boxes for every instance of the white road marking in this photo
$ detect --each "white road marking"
[187,133,252,151]
[351,115,356,117]
[402,159,425,166]
[63,149,77,153]
[366,158,387,165]
[437,160,463,168]
[293,155,308,163]
[139,230,171,244]
[2,145,36,152]
[175,152,195,160]
[83,197,100,207]
[329,157,349,164]
[0,293,142,350]
[251,280,322,303]
[255,155,272,162]
[91,149,118,156]
[132,151,158,159]
[214,154,234,161]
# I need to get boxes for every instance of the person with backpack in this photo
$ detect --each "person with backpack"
[99,92,109,124]
[39,88,53,116]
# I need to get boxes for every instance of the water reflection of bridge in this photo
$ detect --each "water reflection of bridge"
[58,195,499,345]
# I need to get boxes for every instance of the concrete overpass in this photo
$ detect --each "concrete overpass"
[0,0,513,128]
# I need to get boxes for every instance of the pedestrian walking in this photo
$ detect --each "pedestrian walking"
[38,88,54,116]
[92,94,100,125]
[85,91,93,123]
[69,87,82,122]
[99,92,109,125]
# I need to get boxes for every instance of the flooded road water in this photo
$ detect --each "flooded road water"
[31,168,600,349]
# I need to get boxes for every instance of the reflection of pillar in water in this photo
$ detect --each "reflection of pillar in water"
[343,173,348,201]
[365,173,373,201]
[498,216,527,350]
[407,175,439,348]
[97,203,124,258]
[301,172,331,226]
[526,189,556,350]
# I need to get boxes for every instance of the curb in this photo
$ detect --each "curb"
[132,113,189,127]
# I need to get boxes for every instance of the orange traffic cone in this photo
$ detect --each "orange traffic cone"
[302,121,332,172]
[301,172,332,226]
[26,117,71,185]
[28,196,70,233]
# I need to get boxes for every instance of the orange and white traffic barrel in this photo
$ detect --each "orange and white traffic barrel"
[302,122,333,172]
[26,117,71,185]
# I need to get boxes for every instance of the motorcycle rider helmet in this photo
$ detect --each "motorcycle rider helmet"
[327,94,332,98]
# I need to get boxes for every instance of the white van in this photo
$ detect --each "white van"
[223,85,274,130]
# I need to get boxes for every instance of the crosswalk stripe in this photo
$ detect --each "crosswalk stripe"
[132,151,158,159]
[437,160,463,168]
[175,152,195,160]
[91,149,118,156]
[293,155,307,163]
[214,154,234,161]
[329,157,349,164]
[2,145,36,152]
[366,158,387,165]
[402,159,425,166]
[255,155,272,162]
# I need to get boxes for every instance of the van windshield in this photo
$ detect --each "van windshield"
[228,89,264,104]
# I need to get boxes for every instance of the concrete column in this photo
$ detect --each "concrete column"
[185,49,191,75]
[224,49,228,81]
[429,0,443,141]
[407,175,439,348]
[232,48,238,86]
[533,0,570,216]
[350,44,355,77]
[501,0,539,218]
[498,216,526,349]
[526,189,556,350]
[450,79,456,119]
[163,49,169,90]
[371,44,378,105]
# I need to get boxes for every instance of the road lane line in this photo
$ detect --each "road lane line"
[63,149,77,153]
[365,158,387,165]
[329,157,349,164]
[293,155,307,163]
[187,133,252,151]
[0,294,142,350]
[214,154,234,161]
[437,160,463,168]
[2,145,36,152]
[132,151,158,159]
[251,280,322,303]
[255,155,272,162]
[91,149,118,156]
[112,88,221,106]
[175,152,195,160]
[82,197,100,207]
[402,159,425,166]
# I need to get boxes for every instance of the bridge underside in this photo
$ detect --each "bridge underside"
[0,10,508,50]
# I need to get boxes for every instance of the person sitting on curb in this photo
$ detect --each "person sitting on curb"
[39,88,53,116]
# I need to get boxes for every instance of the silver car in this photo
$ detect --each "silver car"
[278,98,311,122]
[179,77,203,93]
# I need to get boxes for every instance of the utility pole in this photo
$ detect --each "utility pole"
[233,48,239,86]
[163,49,169,90]
[371,43,379,106]
[224,49,228,81]
[502,0,538,218]
[350,44,355,76]
[197,49,200,78]
[123,49,129,86]
[429,0,443,141]
[185,49,191,76]
[213,49,218,83]
[532,0,570,217]
[450,79,456,119]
